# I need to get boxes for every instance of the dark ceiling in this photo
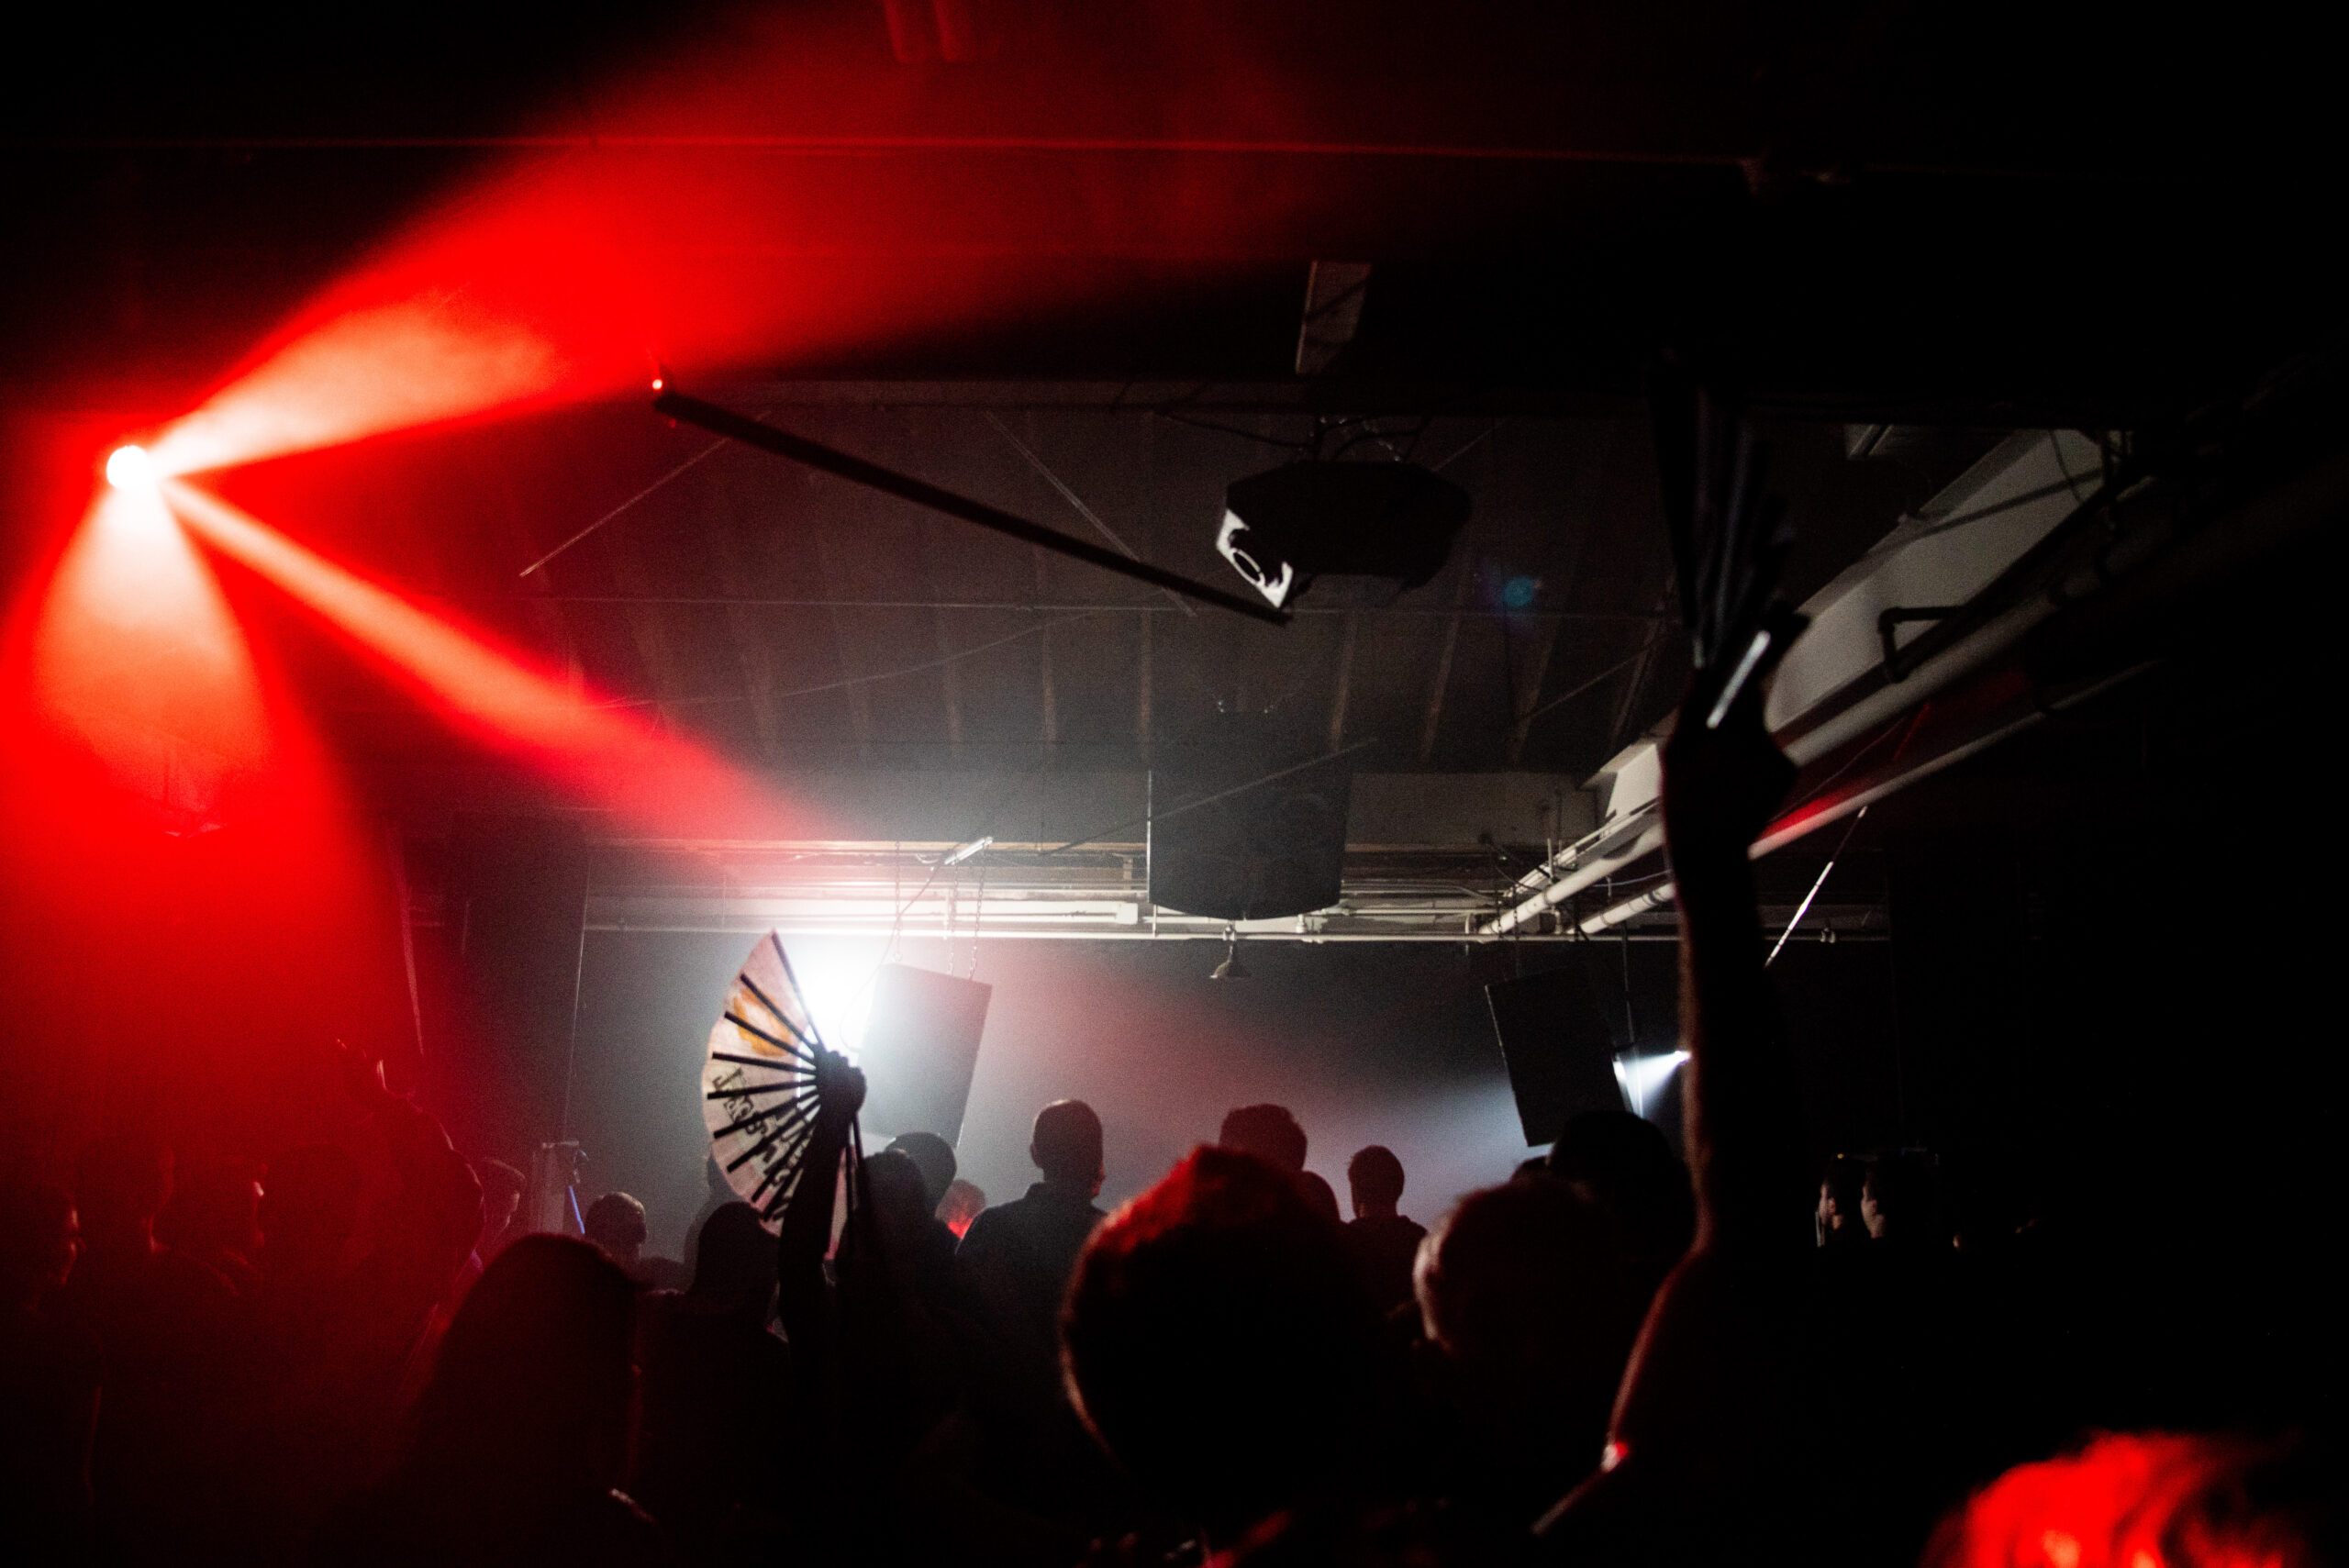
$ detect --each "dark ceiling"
[5,1,2340,813]
[6,1,2338,416]
[199,388,1986,792]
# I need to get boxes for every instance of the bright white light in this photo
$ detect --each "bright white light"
[777,937,884,1056]
[1613,1050,1690,1118]
[106,445,156,489]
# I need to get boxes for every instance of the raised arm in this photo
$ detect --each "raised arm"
[774,1047,865,1381]
[1537,668,1813,1558]
[1657,684,1810,1257]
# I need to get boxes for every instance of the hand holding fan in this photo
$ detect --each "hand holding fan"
[702,931,863,1225]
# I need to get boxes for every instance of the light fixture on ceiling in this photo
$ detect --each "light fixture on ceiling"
[1210,929,1250,981]
[940,835,993,867]
[1215,461,1469,609]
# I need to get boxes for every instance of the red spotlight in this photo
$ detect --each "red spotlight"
[106,445,155,489]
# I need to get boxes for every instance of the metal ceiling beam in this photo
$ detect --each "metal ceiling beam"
[985,408,1195,620]
[1033,547,1059,747]
[1419,563,1477,761]
[601,518,692,732]
[490,595,1664,621]
[699,470,783,760]
[808,521,876,760]
[1507,611,1563,764]
[1482,430,2106,935]
[1134,611,1154,754]
[656,389,1290,626]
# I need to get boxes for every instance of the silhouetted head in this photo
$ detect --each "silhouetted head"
[406,1235,636,1498]
[1347,1146,1407,1219]
[1416,1176,1641,1467]
[1219,1104,1308,1173]
[938,1177,986,1239]
[473,1159,526,1237]
[0,1181,80,1304]
[73,1137,172,1251]
[262,1142,364,1272]
[1863,1151,1940,1243]
[1063,1146,1377,1541]
[1298,1170,1344,1228]
[583,1192,648,1268]
[884,1132,958,1211]
[1031,1099,1105,1192]
[859,1149,934,1257]
[1546,1109,1695,1293]
[687,1201,775,1312]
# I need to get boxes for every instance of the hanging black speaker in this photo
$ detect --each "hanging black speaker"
[1147,731,1352,922]
[1486,956,1629,1147]
[856,963,992,1148]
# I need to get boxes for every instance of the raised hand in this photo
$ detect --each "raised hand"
[1662,612,1800,870]
[813,1046,867,1122]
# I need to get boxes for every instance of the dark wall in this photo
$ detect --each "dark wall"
[1866,519,2349,1430]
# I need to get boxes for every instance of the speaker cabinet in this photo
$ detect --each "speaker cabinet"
[1486,957,1628,1147]
[857,963,992,1146]
[1147,740,1351,923]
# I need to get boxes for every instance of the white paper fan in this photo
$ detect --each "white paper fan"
[702,930,829,1225]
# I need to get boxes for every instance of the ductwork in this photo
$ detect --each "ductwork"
[1486,376,2349,937]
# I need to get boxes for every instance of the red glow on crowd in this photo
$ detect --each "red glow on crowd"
[162,481,797,838]
[1927,1432,2316,1568]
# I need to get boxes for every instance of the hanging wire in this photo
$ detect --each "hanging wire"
[966,849,988,978]
[1767,806,1868,967]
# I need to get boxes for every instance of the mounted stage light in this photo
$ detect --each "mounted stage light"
[106,445,156,490]
[1210,930,1250,981]
[940,835,993,868]
[1612,1050,1690,1120]
[1216,462,1470,609]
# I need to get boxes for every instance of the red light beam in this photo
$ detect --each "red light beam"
[25,482,275,819]
[163,480,800,838]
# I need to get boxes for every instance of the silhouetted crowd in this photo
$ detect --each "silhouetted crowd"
[4,677,2334,1567]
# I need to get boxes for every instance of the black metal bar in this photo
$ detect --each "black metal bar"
[749,1140,812,1204]
[729,1103,817,1174]
[706,1080,804,1100]
[710,1105,795,1140]
[763,932,830,1052]
[654,388,1290,627]
[739,962,818,1055]
[709,1051,811,1073]
[722,1010,814,1062]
